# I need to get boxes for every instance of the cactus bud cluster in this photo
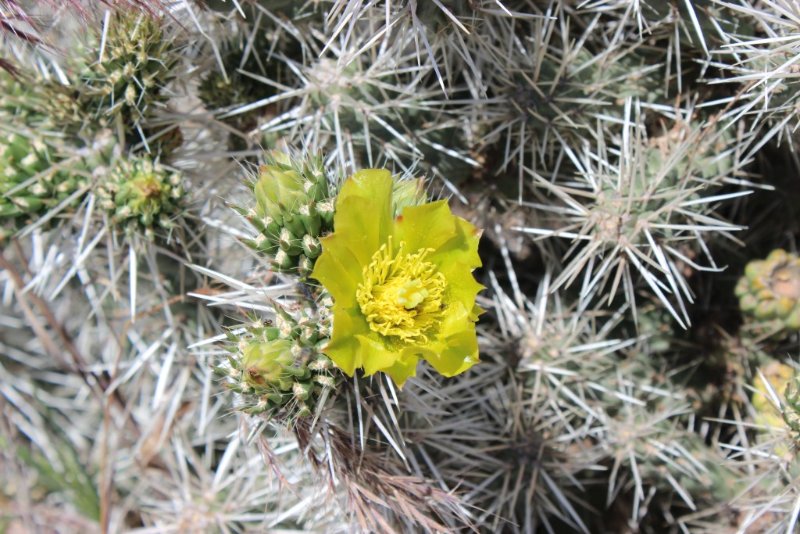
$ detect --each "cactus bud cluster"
[97,156,184,237]
[1,72,85,136]
[221,299,336,420]
[736,249,800,333]
[0,133,89,239]
[243,153,334,276]
[76,12,177,137]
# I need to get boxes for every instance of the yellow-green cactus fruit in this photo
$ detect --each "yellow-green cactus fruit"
[242,153,335,277]
[752,361,794,431]
[783,372,800,437]
[220,302,337,421]
[736,249,800,332]
[752,362,800,457]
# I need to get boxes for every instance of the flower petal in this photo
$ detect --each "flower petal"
[416,301,480,376]
[333,169,394,266]
[425,327,479,376]
[394,200,481,269]
[430,216,482,270]
[356,334,399,376]
[382,352,419,388]
[438,259,485,313]
[311,232,361,306]
[393,200,456,252]
[323,303,369,375]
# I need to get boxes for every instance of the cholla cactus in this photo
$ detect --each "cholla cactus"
[0,132,90,239]
[713,2,800,139]
[479,8,664,176]
[0,69,108,238]
[197,4,312,142]
[97,155,185,237]
[9,1,800,532]
[518,113,749,327]
[75,11,178,143]
[198,29,277,140]
[222,301,337,421]
[737,249,800,335]
[242,153,334,276]
[261,30,474,177]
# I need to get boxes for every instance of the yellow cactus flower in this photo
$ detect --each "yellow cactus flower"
[311,169,483,387]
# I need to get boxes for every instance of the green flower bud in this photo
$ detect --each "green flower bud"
[240,153,336,276]
[241,339,293,387]
[254,164,307,223]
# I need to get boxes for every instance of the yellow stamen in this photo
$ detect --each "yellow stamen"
[356,238,446,343]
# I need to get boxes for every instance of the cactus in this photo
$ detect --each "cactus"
[266,37,474,176]
[0,132,88,238]
[97,155,185,237]
[223,300,336,421]
[518,115,748,327]
[0,83,115,239]
[197,7,304,145]
[712,2,800,136]
[74,11,178,145]
[240,153,334,276]
[7,2,800,533]
[483,35,665,172]
[737,249,800,335]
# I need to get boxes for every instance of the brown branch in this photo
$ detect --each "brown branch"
[0,246,117,397]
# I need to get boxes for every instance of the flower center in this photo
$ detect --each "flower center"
[356,239,446,343]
